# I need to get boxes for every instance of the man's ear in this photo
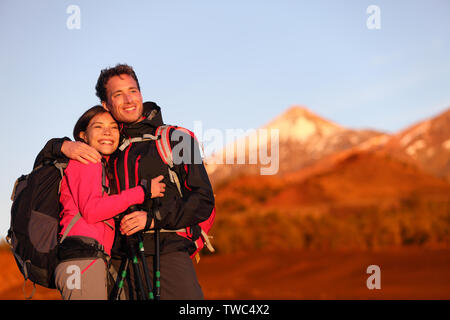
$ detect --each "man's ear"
[102,101,110,111]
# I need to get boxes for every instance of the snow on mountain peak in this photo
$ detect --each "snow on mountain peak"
[264,105,343,142]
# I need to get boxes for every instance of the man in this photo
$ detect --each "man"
[38,64,215,299]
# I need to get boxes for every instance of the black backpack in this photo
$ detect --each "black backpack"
[6,160,69,292]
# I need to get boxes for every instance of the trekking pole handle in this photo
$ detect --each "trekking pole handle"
[152,198,162,222]
[128,205,141,214]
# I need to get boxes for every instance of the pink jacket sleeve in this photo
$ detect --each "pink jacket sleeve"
[65,160,145,224]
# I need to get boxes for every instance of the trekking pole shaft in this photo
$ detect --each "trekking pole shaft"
[124,206,149,300]
[127,237,147,300]
[137,233,154,300]
[116,259,129,300]
[111,258,129,301]
[155,228,161,301]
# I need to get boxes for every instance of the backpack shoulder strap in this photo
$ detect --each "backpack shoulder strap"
[118,134,158,151]
[53,161,68,176]
[101,160,110,196]
[155,125,184,197]
[54,160,68,194]
[155,125,175,167]
[155,125,198,166]
[59,212,82,243]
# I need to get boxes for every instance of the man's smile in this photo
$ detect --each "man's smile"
[123,105,137,112]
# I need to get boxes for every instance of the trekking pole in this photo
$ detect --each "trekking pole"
[109,212,130,301]
[152,198,162,301]
[136,232,154,300]
[127,235,147,300]
[125,206,148,300]
[110,257,129,300]
[155,227,161,301]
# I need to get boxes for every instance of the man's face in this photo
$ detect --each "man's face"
[102,74,143,124]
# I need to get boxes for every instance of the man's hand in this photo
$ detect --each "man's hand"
[61,140,102,164]
[120,210,154,236]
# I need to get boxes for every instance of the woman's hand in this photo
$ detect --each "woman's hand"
[151,175,166,198]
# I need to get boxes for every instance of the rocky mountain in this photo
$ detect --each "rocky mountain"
[378,108,450,181]
[206,106,384,185]
[207,105,450,252]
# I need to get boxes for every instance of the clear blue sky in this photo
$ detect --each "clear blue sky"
[1,0,449,236]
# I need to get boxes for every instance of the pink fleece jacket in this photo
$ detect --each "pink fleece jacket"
[59,160,145,255]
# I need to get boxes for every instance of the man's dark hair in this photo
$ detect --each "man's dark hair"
[95,63,141,103]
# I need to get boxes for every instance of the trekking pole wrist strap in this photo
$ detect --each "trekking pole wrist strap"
[145,211,155,230]
[139,179,152,199]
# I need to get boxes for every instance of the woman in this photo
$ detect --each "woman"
[54,105,165,300]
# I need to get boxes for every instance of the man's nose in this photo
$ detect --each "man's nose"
[123,93,132,103]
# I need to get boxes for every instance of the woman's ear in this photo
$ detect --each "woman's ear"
[79,131,88,144]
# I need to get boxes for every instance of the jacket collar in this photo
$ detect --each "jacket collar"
[121,101,164,137]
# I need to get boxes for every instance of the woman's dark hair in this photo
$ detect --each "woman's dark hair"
[73,105,118,194]
[73,105,109,142]
[95,63,141,103]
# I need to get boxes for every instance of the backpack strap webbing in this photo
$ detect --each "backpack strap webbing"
[22,278,36,300]
[54,161,68,194]
[155,125,184,198]
[155,126,174,168]
[118,134,158,151]
[200,229,215,253]
[117,125,195,198]
[144,228,187,234]
[101,160,110,196]
[59,212,82,243]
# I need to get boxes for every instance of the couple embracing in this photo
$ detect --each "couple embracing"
[37,64,215,300]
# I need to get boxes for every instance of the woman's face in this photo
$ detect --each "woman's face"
[79,112,120,155]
